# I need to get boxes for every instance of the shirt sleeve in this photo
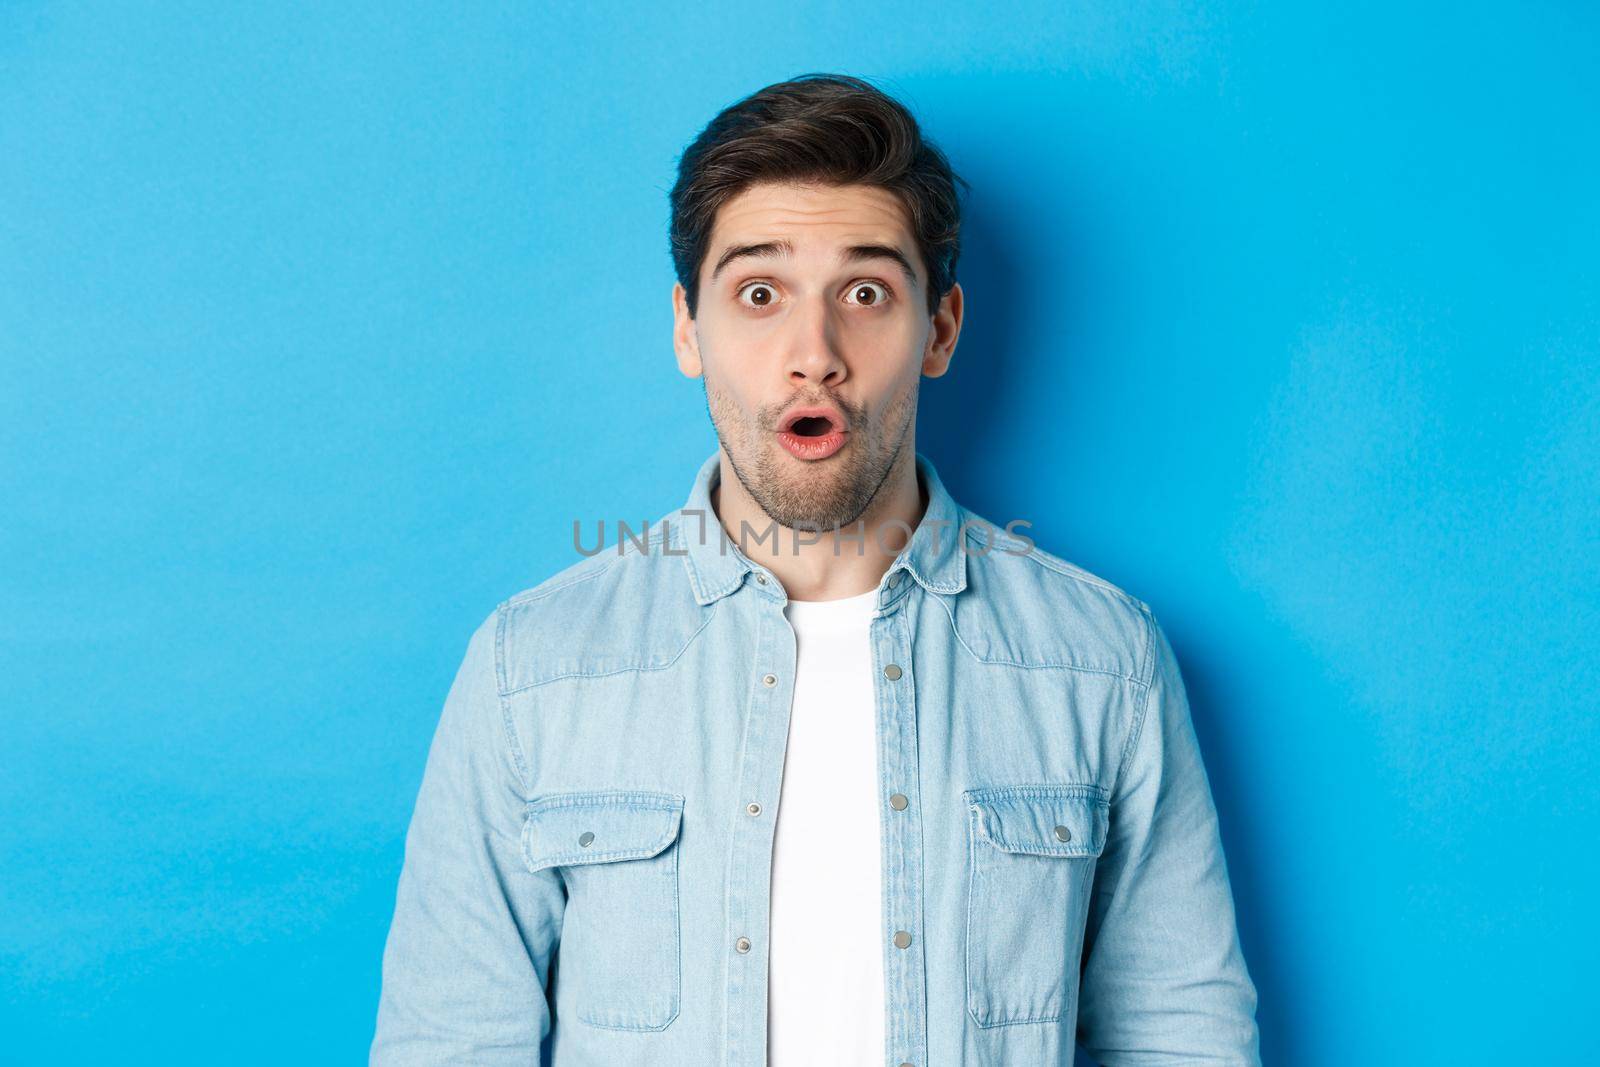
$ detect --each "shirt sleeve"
[370,608,563,1065]
[1075,607,1262,1064]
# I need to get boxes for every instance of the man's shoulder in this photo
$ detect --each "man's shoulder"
[957,507,1157,686]
[488,509,703,694]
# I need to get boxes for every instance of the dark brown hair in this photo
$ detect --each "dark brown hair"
[669,73,969,319]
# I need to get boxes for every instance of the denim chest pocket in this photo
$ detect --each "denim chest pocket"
[963,783,1109,1028]
[522,790,685,1031]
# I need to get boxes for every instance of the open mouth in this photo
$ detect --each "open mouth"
[787,415,836,437]
[775,405,849,460]
[777,405,848,435]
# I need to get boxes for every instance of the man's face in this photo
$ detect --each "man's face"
[673,180,956,532]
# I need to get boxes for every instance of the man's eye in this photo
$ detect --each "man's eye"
[844,281,891,307]
[737,283,779,308]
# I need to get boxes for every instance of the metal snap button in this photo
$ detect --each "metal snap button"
[747,802,761,816]
[762,673,777,687]
[578,831,595,847]
[892,930,912,949]
[735,936,752,953]
[889,793,909,811]
[883,663,902,680]
[1054,825,1071,842]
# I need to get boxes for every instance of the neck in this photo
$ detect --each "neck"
[711,446,927,602]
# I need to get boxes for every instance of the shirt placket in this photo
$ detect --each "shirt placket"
[722,567,928,1067]
[723,573,799,1067]
[873,577,928,1067]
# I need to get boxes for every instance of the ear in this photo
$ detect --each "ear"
[673,282,704,378]
[921,281,964,378]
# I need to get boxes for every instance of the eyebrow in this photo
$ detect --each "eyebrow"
[708,238,919,289]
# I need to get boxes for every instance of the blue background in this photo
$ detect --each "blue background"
[3,3,1596,1063]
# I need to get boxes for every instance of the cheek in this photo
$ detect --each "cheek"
[702,367,766,429]
[699,314,784,371]
[847,323,926,383]
[850,364,919,436]
[845,310,925,355]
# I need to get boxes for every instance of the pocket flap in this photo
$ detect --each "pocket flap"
[523,790,685,874]
[965,784,1108,858]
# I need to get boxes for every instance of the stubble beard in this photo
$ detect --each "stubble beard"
[702,373,917,537]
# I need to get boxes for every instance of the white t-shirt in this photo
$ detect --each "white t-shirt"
[768,587,885,1065]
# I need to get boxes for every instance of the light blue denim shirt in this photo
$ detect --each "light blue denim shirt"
[371,449,1260,1066]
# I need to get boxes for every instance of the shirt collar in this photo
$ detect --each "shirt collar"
[670,448,969,606]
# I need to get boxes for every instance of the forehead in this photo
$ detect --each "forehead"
[706,181,914,253]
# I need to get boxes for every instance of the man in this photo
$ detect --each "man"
[372,73,1260,1066]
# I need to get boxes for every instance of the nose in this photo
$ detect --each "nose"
[784,297,847,388]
